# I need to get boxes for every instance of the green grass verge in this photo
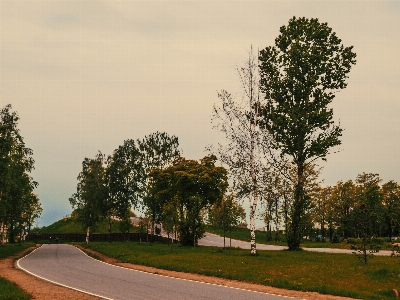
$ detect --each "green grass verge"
[0,242,35,300]
[0,278,31,300]
[0,242,36,260]
[83,241,400,300]
[33,217,141,234]
[205,226,397,250]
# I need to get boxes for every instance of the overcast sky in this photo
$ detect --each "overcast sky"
[1,0,399,227]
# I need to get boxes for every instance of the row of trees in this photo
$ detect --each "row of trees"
[0,104,42,245]
[69,132,181,242]
[310,173,400,242]
[70,132,230,245]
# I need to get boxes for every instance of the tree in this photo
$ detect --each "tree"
[310,186,332,241]
[149,155,228,246]
[350,173,383,264]
[258,17,357,250]
[107,132,180,234]
[161,196,180,246]
[0,104,40,244]
[69,152,108,243]
[211,49,273,255]
[262,172,282,242]
[106,141,140,237]
[138,132,181,233]
[328,180,356,240]
[208,193,246,248]
[381,180,400,241]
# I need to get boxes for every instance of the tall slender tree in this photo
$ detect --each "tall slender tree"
[211,49,273,255]
[258,17,356,250]
[0,104,40,244]
[69,152,107,243]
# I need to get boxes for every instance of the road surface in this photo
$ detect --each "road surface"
[17,244,296,300]
[199,232,395,256]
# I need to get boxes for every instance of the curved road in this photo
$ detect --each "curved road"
[199,233,394,256]
[17,244,295,300]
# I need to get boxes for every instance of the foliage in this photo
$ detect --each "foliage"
[258,17,356,250]
[381,180,400,241]
[208,194,246,228]
[107,132,181,233]
[33,216,139,235]
[85,241,400,300]
[208,194,246,248]
[69,152,108,241]
[0,241,35,259]
[0,277,31,300]
[0,104,41,244]
[161,196,180,244]
[149,155,228,246]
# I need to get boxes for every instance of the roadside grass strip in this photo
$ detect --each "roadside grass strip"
[0,242,35,260]
[205,226,397,250]
[0,242,36,300]
[0,277,31,300]
[84,241,400,300]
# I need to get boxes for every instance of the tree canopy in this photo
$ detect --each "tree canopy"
[258,17,356,250]
[0,104,41,244]
[149,155,228,246]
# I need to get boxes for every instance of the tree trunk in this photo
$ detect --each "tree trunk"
[86,226,90,244]
[249,200,257,255]
[1,222,6,245]
[108,217,112,243]
[287,163,305,250]
[223,221,226,250]
[230,225,232,248]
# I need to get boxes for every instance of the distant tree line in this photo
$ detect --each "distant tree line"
[0,104,42,245]
[310,173,400,242]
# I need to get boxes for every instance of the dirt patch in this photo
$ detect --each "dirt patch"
[78,246,355,300]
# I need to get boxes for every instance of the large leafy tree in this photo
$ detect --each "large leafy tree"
[0,104,40,244]
[381,180,400,241]
[149,155,228,246]
[106,140,141,233]
[328,180,356,240]
[107,132,180,232]
[353,173,384,238]
[138,132,181,231]
[258,17,356,250]
[69,152,108,243]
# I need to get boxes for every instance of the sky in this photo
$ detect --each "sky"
[1,0,399,227]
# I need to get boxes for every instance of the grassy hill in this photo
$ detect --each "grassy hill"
[33,217,140,234]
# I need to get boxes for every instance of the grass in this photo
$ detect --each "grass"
[0,242,36,260]
[0,278,31,300]
[33,216,141,234]
[205,226,397,250]
[83,241,400,300]
[0,242,35,300]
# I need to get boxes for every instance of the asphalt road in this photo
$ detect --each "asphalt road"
[199,233,395,256]
[17,244,295,300]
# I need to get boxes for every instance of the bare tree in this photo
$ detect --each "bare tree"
[210,48,273,255]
